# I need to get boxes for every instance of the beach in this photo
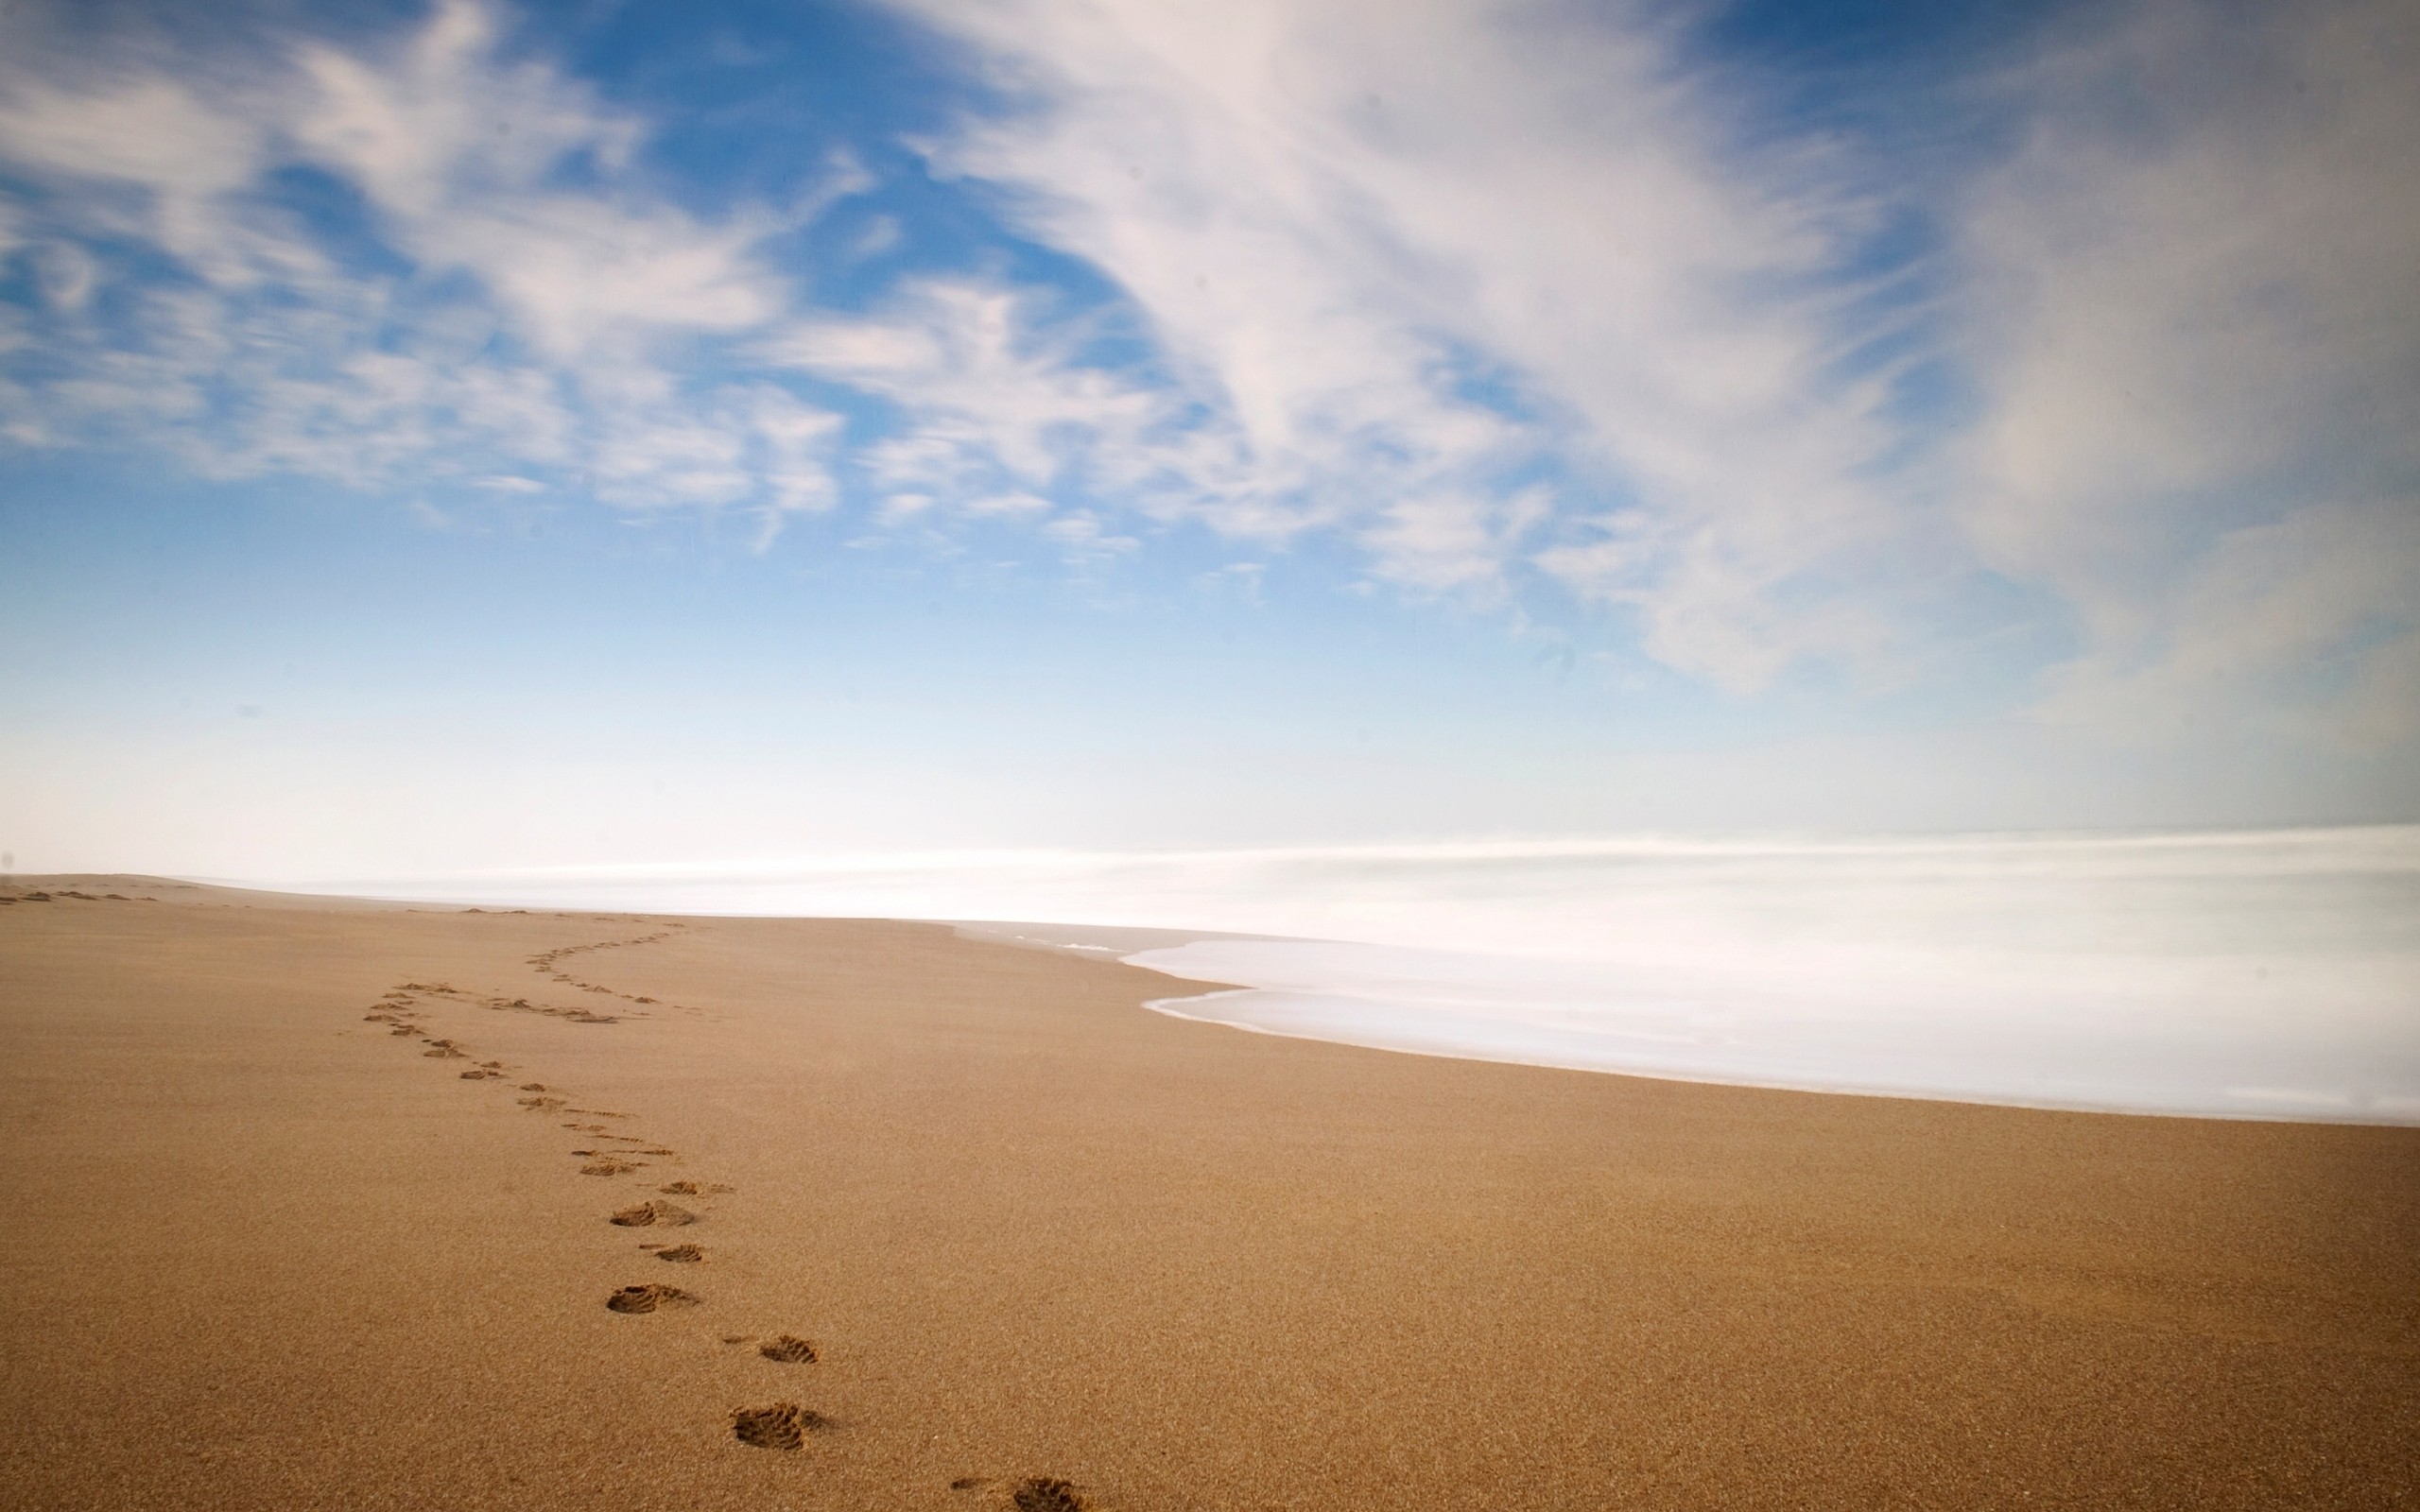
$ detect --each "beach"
[2,879,2414,1510]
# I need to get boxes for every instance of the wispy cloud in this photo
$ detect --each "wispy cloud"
[1952,0,2420,745]
[0,0,845,528]
[873,0,2417,733]
[1,0,2412,756]
[880,0,1924,680]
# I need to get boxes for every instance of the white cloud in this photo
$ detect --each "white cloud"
[26,240,95,310]
[866,0,2417,732]
[764,276,1197,519]
[0,0,2410,764]
[2031,500,2420,747]
[290,9,781,361]
[0,72,265,216]
[1041,507,1140,565]
[859,0,1929,687]
[1954,0,2420,744]
[0,0,840,525]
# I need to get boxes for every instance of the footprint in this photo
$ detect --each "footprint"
[519,1083,548,1091]
[581,1160,645,1176]
[656,1180,735,1195]
[653,1244,703,1263]
[951,1478,1090,1511]
[518,1096,564,1110]
[758,1335,816,1364]
[459,1070,498,1079]
[605,1284,700,1314]
[608,1201,695,1227]
[731,1402,826,1451]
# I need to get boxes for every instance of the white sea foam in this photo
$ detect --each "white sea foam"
[287,826,2420,1122]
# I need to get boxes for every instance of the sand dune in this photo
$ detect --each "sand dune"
[1,878,2413,1509]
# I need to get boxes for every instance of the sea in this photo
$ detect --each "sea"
[293,825,2420,1124]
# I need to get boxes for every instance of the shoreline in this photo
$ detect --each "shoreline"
[67,833,2418,1128]
[4,878,2415,1509]
[1135,985,2420,1127]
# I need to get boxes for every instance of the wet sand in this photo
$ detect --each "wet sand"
[1,878,2414,1510]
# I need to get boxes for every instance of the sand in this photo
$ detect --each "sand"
[1,878,2414,1510]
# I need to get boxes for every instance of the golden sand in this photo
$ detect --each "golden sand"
[1,879,2413,1509]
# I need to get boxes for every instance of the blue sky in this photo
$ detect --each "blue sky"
[0,0,2413,879]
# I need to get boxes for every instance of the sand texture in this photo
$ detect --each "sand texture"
[1,879,2415,1509]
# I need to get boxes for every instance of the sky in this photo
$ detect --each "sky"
[1,0,2415,881]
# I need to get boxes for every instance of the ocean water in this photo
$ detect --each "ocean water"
[300,826,2420,1123]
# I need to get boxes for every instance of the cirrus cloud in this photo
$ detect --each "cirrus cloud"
[0,0,845,526]
[0,0,2412,765]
